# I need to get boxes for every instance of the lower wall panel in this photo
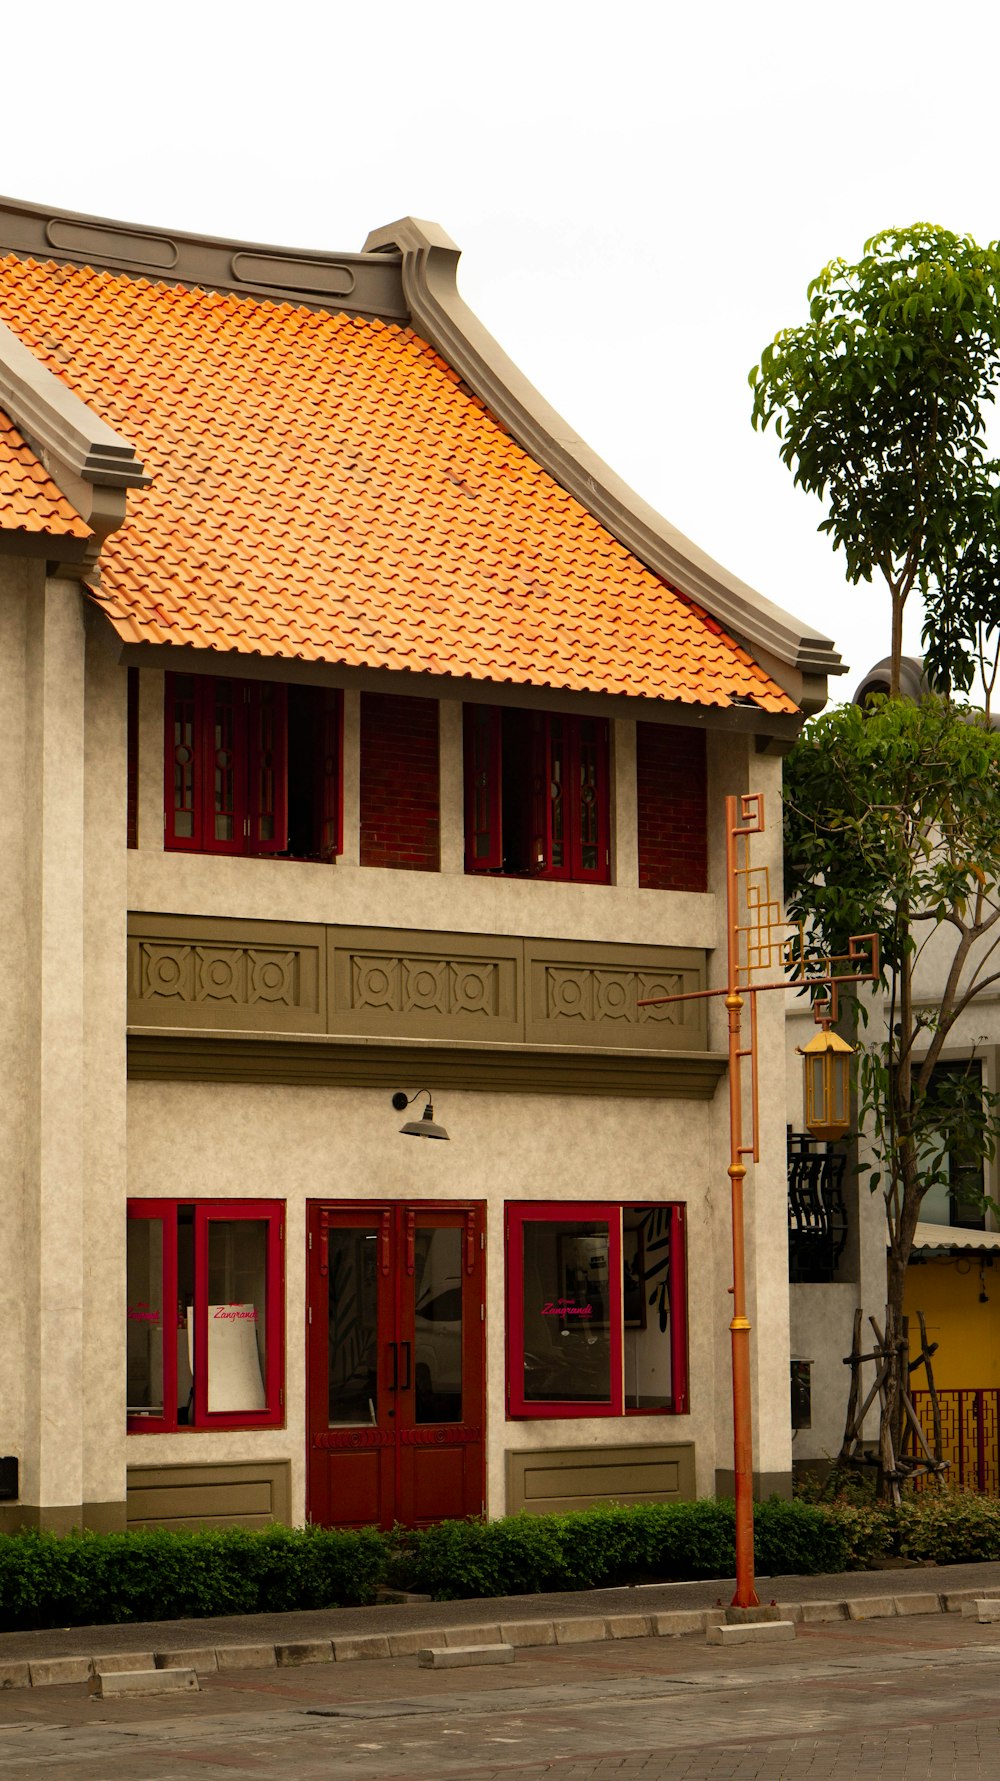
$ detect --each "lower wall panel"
[126,1460,292,1531]
[506,1441,696,1515]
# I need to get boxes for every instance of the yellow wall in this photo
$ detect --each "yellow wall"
[904,1256,1000,1387]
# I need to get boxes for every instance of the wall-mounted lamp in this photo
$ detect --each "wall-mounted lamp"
[391,1089,450,1140]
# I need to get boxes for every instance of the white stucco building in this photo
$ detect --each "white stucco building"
[0,194,841,1533]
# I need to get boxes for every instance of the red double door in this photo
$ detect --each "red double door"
[306,1201,486,1529]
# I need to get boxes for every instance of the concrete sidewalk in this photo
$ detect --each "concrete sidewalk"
[4,1559,1000,1687]
[4,1594,1000,1778]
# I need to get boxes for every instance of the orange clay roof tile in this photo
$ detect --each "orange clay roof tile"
[0,407,91,540]
[0,254,796,713]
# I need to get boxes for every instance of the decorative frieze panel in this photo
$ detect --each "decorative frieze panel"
[525,943,705,1051]
[139,943,300,1007]
[128,918,708,1055]
[542,966,685,1025]
[331,931,521,1043]
[127,917,324,1034]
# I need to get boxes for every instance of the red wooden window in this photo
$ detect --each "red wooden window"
[126,668,139,849]
[164,674,341,860]
[126,1199,284,1432]
[505,1201,687,1419]
[463,707,610,883]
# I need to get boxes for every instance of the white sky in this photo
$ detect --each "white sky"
[6,0,999,699]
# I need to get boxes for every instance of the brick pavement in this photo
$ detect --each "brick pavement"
[1,1611,1000,1777]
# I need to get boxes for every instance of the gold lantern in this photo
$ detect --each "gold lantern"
[799,1026,854,1141]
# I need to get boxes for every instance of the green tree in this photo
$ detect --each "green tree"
[785,697,1000,1475]
[750,225,1000,697]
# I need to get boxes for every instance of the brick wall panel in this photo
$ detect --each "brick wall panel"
[360,693,440,871]
[637,723,707,893]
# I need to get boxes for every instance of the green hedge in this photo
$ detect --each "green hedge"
[5,1491,1000,1630]
[391,1499,849,1600]
[0,1525,385,1631]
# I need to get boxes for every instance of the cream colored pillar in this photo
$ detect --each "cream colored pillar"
[20,577,89,1528]
[81,620,129,1527]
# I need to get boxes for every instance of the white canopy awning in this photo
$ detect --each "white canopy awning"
[912,1222,1000,1253]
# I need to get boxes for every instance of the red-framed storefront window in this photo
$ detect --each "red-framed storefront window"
[463,707,610,883]
[505,1201,687,1418]
[164,674,342,860]
[126,1200,284,1432]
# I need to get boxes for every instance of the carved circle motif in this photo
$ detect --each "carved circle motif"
[403,959,448,1013]
[594,972,632,1022]
[140,944,192,1000]
[545,968,591,1022]
[196,948,244,1002]
[638,974,681,1023]
[451,963,497,1017]
[249,951,295,1004]
[352,958,399,1010]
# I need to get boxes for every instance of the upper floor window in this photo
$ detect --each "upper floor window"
[165,674,341,860]
[464,706,610,883]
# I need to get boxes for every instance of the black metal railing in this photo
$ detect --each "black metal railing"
[787,1133,849,1283]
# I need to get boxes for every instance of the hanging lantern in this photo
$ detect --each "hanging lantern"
[799,1026,854,1141]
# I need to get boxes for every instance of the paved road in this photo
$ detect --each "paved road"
[3,1609,1000,1778]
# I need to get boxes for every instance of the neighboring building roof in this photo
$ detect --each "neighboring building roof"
[913,1222,1000,1254]
[0,407,90,540]
[0,199,842,716]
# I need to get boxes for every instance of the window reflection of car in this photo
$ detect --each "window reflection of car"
[414,1283,462,1403]
[524,1332,610,1403]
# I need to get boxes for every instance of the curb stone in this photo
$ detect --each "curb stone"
[1,1589,981,1688]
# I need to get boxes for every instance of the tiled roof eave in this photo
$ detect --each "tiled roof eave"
[107,621,802,731]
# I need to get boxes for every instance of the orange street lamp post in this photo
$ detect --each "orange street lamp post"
[640,792,878,1610]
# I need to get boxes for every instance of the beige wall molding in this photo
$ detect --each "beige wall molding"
[127,916,709,1058]
[127,1033,725,1098]
[0,1499,126,1535]
[126,1459,292,1531]
[506,1441,696,1515]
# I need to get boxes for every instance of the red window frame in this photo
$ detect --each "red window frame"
[505,1200,687,1419]
[126,1199,285,1433]
[164,674,341,860]
[463,707,610,883]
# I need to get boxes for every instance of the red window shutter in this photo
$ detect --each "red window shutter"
[572,717,610,883]
[164,673,202,851]
[247,682,288,854]
[319,689,343,860]
[530,713,553,875]
[464,705,503,872]
[205,679,248,854]
[126,668,139,849]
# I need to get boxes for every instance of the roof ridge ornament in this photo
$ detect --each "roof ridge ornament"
[364,215,843,710]
[0,315,148,567]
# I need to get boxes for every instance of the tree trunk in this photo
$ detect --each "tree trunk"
[890,593,904,698]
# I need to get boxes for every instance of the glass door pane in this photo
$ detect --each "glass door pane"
[413,1225,463,1425]
[327,1226,381,1428]
[126,1218,164,1416]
